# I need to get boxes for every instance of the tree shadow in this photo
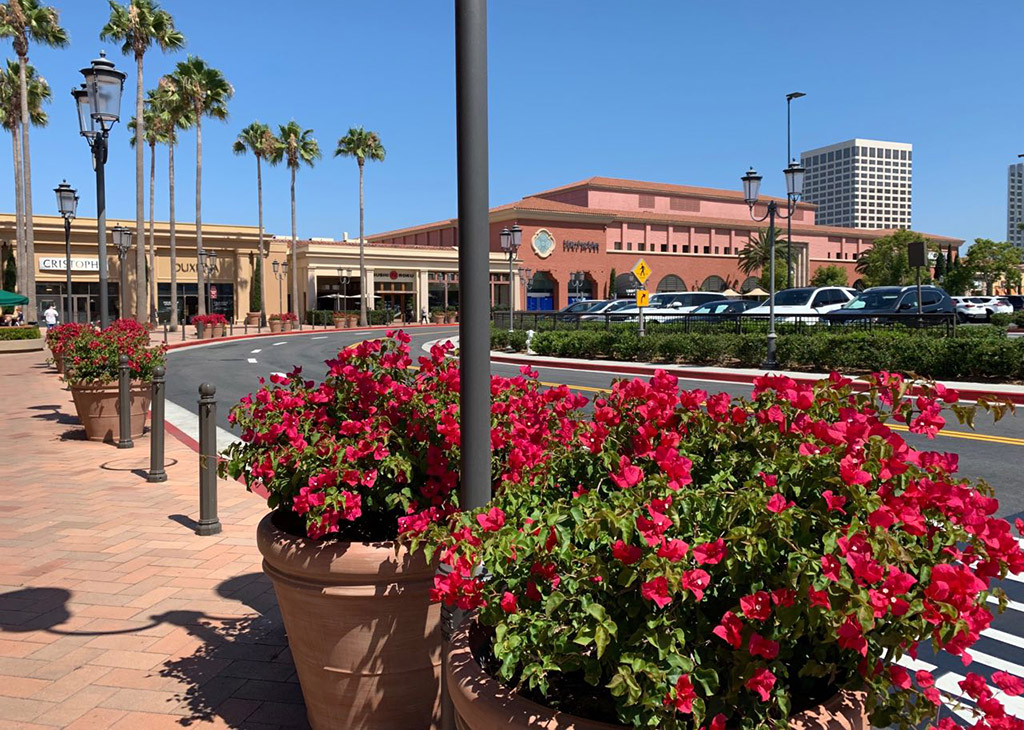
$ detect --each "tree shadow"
[27,404,80,426]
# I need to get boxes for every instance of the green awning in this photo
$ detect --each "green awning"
[0,290,29,306]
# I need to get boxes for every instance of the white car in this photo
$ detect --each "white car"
[741,287,857,321]
[966,296,1013,318]
[952,297,997,322]
[609,292,728,322]
[578,299,636,321]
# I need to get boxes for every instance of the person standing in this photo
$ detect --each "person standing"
[43,304,59,328]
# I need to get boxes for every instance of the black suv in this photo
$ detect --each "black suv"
[823,285,953,325]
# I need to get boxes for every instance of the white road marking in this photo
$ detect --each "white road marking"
[962,647,1024,675]
[250,348,261,354]
[272,341,286,346]
[165,399,241,453]
[247,358,257,364]
[936,672,1024,718]
[896,655,938,673]
[982,627,1024,649]
[986,595,1024,613]
[311,336,327,340]
[1003,571,1024,585]
[271,372,286,378]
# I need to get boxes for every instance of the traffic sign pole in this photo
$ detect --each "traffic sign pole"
[632,259,651,338]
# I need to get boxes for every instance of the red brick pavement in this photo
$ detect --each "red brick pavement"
[0,351,308,729]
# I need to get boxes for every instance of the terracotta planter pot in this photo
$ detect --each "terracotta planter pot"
[347,314,358,328]
[447,620,868,730]
[431,313,446,324]
[283,320,294,332]
[53,353,64,374]
[333,315,346,328]
[69,382,151,443]
[445,312,458,324]
[212,324,225,338]
[269,320,282,333]
[256,513,441,730]
[246,312,261,326]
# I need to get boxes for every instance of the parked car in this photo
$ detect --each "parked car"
[823,285,953,325]
[579,299,636,321]
[556,299,602,322]
[687,299,761,321]
[741,287,857,321]
[951,297,989,322]
[1005,295,1024,312]
[966,296,1013,319]
[610,292,729,322]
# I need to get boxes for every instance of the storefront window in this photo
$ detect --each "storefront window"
[35,282,119,324]
[157,283,234,324]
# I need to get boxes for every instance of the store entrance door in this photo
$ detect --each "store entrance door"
[182,294,200,324]
[378,293,412,323]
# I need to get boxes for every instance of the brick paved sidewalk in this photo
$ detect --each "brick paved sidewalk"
[0,351,308,729]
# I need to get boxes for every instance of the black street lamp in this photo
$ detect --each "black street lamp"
[499,224,522,331]
[112,225,132,320]
[73,51,126,329]
[272,259,288,314]
[198,249,219,315]
[741,161,805,369]
[570,271,585,301]
[785,91,806,289]
[336,267,350,313]
[54,180,78,324]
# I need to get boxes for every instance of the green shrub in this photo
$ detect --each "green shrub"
[368,309,395,326]
[0,326,40,341]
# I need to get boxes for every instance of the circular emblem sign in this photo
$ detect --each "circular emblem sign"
[531,229,555,259]
[389,270,398,280]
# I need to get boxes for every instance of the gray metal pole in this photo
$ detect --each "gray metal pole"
[117,354,133,449]
[508,252,514,332]
[96,136,110,328]
[786,98,793,290]
[64,217,73,324]
[765,204,778,369]
[917,266,923,314]
[148,365,167,482]
[196,383,222,536]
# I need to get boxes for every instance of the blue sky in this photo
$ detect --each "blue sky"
[4,0,1022,248]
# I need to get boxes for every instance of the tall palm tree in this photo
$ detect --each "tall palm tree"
[152,76,192,330]
[271,121,320,324]
[0,59,48,300]
[167,56,231,318]
[739,227,787,291]
[335,127,385,327]
[128,89,167,325]
[0,0,68,320]
[101,0,184,322]
[233,121,276,326]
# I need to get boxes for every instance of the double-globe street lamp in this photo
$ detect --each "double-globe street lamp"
[785,91,806,289]
[570,271,585,301]
[272,259,289,316]
[499,224,522,331]
[54,181,78,324]
[741,161,805,369]
[72,51,126,329]
[198,250,219,316]
[336,267,350,314]
[111,226,132,320]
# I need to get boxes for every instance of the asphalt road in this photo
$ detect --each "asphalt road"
[165,328,1024,720]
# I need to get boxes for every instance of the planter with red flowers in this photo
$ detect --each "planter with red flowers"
[279,311,298,331]
[61,319,165,442]
[428,371,1024,730]
[45,322,92,373]
[193,313,228,338]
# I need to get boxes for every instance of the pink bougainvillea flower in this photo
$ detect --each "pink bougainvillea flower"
[771,588,796,607]
[821,555,843,582]
[657,538,689,562]
[822,490,847,514]
[712,610,743,649]
[612,540,643,565]
[959,672,992,701]
[680,569,711,602]
[692,538,727,565]
[765,493,794,513]
[739,591,771,621]
[916,669,935,688]
[611,455,644,489]
[641,577,672,608]
[888,664,911,690]
[748,632,780,660]
[745,667,776,702]
[476,507,505,532]
[837,614,868,656]
[808,587,831,609]
[759,471,778,488]
[992,671,1024,696]
[707,714,727,730]
[663,673,696,714]
[500,591,518,614]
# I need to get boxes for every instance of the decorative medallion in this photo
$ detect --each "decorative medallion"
[531,229,555,259]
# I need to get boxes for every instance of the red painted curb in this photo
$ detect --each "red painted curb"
[162,418,269,498]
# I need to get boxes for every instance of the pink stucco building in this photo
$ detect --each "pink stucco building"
[368,177,963,311]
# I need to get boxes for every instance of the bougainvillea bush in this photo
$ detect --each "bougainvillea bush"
[193,313,228,328]
[61,319,165,385]
[427,371,1024,730]
[46,322,92,359]
[221,332,586,541]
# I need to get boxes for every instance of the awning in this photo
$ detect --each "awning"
[744,287,769,297]
[721,288,740,297]
[0,290,28,307]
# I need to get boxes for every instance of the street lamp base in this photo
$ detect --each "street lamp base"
[761,359,779,371]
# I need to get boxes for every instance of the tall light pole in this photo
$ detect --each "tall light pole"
[198,250,219,315]
[336,267,350,314]
[54,181,78,324]
[741,161,805,369]
[785,91,806,290]
[499,224,521,331]
[272,259,287,315]
[73,52,126,329]
[112,226,132,320]
[570,271,585,301]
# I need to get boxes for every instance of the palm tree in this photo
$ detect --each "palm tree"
[335,127,386,327]
[166,56,232,318]
[128,89,168,325]
[739,227,787,291]
[0,59,48,301]
[233,121,276,326]
[0,0,68,320]
[271,121,320,324]
[101,0,184,322]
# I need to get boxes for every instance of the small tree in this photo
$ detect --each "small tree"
[2,246,15,292]
[964,238,1022,296]
[608,268,616,299]
[946,246,955,274]
[855,229,928,287]
[943,255,975,296]
[809,264,848,287]
[250,255,262,312]
[933,247,947,281]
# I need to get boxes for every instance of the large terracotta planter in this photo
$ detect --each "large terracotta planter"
[347,314,358,328]
[212,324,225,338]
[431,313,446,324]
[246,312,261,326]
[283,320,294,332]
[256,513,441,730]
[333,315,346,328]
[53,353,64,373]
[269,320,282,333]
[447,620,868,730]
[69,382,151,443]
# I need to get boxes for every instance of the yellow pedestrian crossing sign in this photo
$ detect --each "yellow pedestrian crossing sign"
[632,258,651,285]
[636,289,649,307]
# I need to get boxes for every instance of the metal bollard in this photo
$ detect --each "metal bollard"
[196,383,222,536]
[181,321,186,341]
[117,354,134,449]
[148,366,167,482]
[196,322,204,340]
[230,321,234,337]
[244,322,248,335]
[163,323,168,345]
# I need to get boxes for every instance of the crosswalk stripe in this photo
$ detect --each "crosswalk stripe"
[986,595,1024,613]
[963,648,1024,675]
[896,655,937,673]
[981,627,1024,649]
[936,672,1024,718]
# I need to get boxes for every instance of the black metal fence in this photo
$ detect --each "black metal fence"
[492,311,959,336]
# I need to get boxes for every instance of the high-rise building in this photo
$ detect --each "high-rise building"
[800,139,912,229]
[1008,161,1024,249]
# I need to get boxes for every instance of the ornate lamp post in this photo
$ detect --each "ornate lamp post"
[73,51,126,328]
[499,224,522,331]
[54,181,78,323]
[570,271,585,302]
[337,267,350,314]
[272,259,288,314]
[785,91,806,289]
[741,161,805,369]
[198,250,219,315]
[112,226,132,320]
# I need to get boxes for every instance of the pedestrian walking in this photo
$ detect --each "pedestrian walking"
[420,307,428,324]
[43,305,59,328]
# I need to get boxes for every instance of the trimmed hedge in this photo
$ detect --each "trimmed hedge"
[494,326,1024,381]
[991,312,1024,328]
[0,326,41,341]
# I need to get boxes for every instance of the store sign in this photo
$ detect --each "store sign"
[562,240,599,253]
[39,257,99,272]
[176,262,198,273]
[374,271,414,282]
[531,229,555,258]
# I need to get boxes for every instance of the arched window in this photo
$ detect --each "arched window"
[527,271,557,311]
[740,276,760,294]
[852,278,866,291]
[700,275,727,292]
[656,274,687,293]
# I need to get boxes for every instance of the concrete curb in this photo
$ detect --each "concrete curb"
[0,337,44,354]
[160,322,457,351]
